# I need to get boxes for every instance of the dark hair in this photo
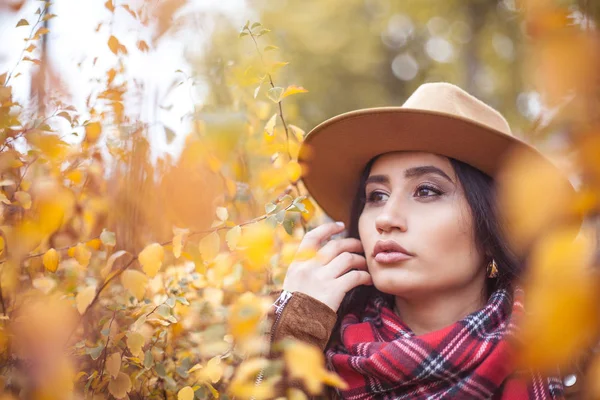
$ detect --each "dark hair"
[327,154,523,347]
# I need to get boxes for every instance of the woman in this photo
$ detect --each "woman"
[265,83,580,399]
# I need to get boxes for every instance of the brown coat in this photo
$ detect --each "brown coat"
[266,290,584,399]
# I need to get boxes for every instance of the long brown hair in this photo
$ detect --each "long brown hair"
[326,154,523,348]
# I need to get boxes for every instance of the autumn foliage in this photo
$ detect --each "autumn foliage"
[0,0,600,399]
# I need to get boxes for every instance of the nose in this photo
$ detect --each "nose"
[374,196,407,234]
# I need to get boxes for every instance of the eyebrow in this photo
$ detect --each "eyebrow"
[365,165,454,185]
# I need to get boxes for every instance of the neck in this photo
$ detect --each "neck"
[394,279,487,336]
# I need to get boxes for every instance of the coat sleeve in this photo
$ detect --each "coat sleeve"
[269,290,338,352]
[264,290,341,399]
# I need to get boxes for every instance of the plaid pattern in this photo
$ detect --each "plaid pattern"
[325,288,564,400]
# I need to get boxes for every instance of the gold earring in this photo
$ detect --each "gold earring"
[487,259,499,278]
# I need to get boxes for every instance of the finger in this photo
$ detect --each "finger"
[317,238,363,265]
[336,270,373,293]
[324,252,367,279]
[296,221,346,255]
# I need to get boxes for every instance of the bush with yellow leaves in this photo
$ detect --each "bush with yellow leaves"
[1,1,600,400]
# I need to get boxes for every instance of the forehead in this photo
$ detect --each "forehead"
[369,151,454,178]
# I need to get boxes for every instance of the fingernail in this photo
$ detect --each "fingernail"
[336,221,345,227]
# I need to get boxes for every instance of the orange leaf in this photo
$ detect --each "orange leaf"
[108,35,120,55]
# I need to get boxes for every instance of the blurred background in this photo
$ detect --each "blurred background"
[1,0,600,399]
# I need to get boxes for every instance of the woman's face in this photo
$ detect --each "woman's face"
[358,151,487,299]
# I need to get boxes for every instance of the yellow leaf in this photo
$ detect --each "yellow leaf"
[66,169,84,184]
[172,227,189,259]
[228,292,269,341]
[16,18,29,27]
[289,124,305,141]
[264,113,277,137]
[106,352,121,379]
[238,222,274,272]
[286,160,301,182]
[229,358,276,399]
[282,85,308,99]
[225,225,241,251]
[300,198,316,222]
[85,122,102,143]
[120,269,149,300]
[101,250,128,280]
[178,386,194,400]
[0,236,4,256]
[216,207,228,221]
[127,332,145,357]
[519,226,599,371]
[32,276,56,294]
[28,132,69,161]
[14,191,31,209]
[497,147,577,254]
[86,238,102,250]
[199,232,220,262]
[43,248,60,272]
[72,243,91,268]
[0,192,10,204]
[34,27,49,38]
[76,285,96,314]
[105,0,114,12]
[287,388,308,400]
[205,356,223,383]
[138,243,164,277]
[108,372,131,399]
[285,340,348,394]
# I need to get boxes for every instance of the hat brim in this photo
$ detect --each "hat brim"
[298,107,577,226]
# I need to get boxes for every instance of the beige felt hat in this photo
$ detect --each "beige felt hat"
[298,82,579,226]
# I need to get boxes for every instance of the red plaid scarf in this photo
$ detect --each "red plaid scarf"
[325,288,564,399]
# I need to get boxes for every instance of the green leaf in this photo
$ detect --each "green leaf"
[251,22,262,29]
[16,19,29,27]
[283,219,295,235]
[157,304,171,318]
[264,45,278,52]
[293,195,307,204]
[176,364,189,378]
[143,350,153,369]
[87,344,105,360]
[265,215,278,227]
[243,20,250,30]
[156,362,167,378]
[266,87,284,103]
[238,31,249,38]
[165,315,177,323]
[265,202,277,214]
[166,297,176,308]
[276,210,286,223]
[100,229,116,247]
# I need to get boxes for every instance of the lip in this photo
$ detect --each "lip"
[372,240,414,264]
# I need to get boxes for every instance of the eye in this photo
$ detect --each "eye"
[365,190,388,203]
[415,184,443,197]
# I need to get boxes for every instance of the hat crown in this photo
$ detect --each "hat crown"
[402,82,512,136]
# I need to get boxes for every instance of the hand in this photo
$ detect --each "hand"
[282,222,372,312]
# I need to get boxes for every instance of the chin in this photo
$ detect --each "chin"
[370,270,425,297]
